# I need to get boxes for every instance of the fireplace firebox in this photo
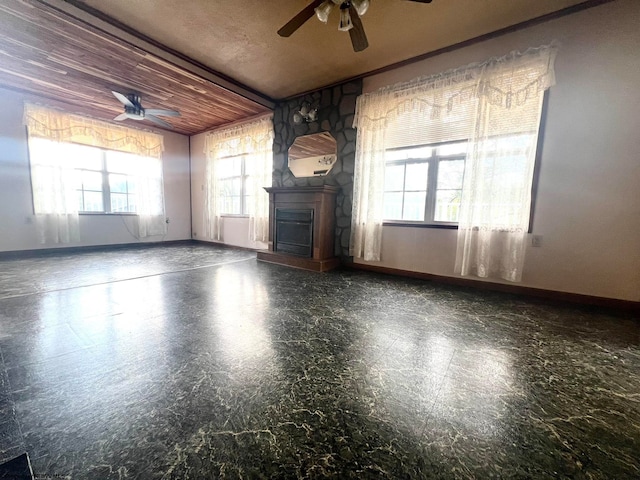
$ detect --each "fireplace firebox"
[275,208,314,257]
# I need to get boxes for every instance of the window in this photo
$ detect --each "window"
[382,135,535,226]
[204,115,273,242]
[106,151,141,213]
[29,138,162,214]
[383,141,466,224]
[217,154,253,215]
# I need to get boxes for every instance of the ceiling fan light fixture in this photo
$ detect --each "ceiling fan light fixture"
[338,6,353,31]
[314,1,333,23]
[351,0,370,16]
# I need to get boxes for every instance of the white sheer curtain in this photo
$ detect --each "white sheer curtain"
[351,45,556,281]
[455,46,557,282]
[204,144,223,241]
[350,116,386,261]
[204,115,273,242]
[134,156,167,238]
[29,140,80,244]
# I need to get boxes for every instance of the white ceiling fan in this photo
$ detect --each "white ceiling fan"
[112,91,180,129]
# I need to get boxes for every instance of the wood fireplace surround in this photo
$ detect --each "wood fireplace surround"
[257,186,341,272]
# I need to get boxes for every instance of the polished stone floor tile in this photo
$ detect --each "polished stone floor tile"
[0,243,255,299]
[0,243,638,478]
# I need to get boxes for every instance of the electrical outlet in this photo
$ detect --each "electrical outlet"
[531,235,543,247]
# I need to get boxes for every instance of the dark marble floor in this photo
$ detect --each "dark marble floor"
[0,243,638,479]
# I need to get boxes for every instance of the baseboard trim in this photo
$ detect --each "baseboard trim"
[191,239,260,253]
[0,239,196,260]
[0,239,262,260]
[345,262,640,313]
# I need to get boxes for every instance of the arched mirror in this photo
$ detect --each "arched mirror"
[287,132,337,177]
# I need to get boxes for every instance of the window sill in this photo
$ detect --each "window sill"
[79,212,138,216]
[382,222,458,230]
[220,214,249,219]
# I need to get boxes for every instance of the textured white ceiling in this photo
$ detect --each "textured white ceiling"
[79,0,589,99]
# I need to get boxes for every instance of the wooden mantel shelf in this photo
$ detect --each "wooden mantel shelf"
[263,186,341,195]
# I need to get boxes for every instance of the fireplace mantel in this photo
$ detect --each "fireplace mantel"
[257,185,341,272]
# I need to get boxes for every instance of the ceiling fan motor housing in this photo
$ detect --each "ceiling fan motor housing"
[124,105,144,117]
[124,94,144,117]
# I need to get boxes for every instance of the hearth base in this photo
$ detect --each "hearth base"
[257,250,341,272]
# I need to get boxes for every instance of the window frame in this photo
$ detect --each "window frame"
[27,137,153,216]
[106,170,137,215]
[75,163,106,214]
[74,149,138,215]
[383,139,467,228]
[217,153,251,217]
[382,91,549,232]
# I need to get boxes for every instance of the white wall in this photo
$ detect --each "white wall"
[189,132,267,250]
[0,88,192,252]
[357,0,640,302]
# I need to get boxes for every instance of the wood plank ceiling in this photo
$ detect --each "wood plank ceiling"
[0,0,272,135]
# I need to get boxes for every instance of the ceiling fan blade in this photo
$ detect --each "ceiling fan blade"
[145,115,173,129]
[144,108,181,117]
[348,6,369,52]
[112,91,135,108]
[406,0,433,3]
[278,0,324,37]
[115,113,143,121]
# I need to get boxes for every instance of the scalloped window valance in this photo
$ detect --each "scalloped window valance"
[353,44,557,148]
[23,104,164,159]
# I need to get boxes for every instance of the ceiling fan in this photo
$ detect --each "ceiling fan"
[112,91,180,129]
[278,0,433,52]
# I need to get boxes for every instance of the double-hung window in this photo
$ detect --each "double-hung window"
[217,154,253,216]
[382,134,535,226]
[105,151,141,213]
[383,141,466,225]
[28,137,162,215]
[204,116,273,242]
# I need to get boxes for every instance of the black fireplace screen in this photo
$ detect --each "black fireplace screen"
[275,208,314,257]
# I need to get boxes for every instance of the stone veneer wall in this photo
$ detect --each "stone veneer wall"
[272,79,362,258]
